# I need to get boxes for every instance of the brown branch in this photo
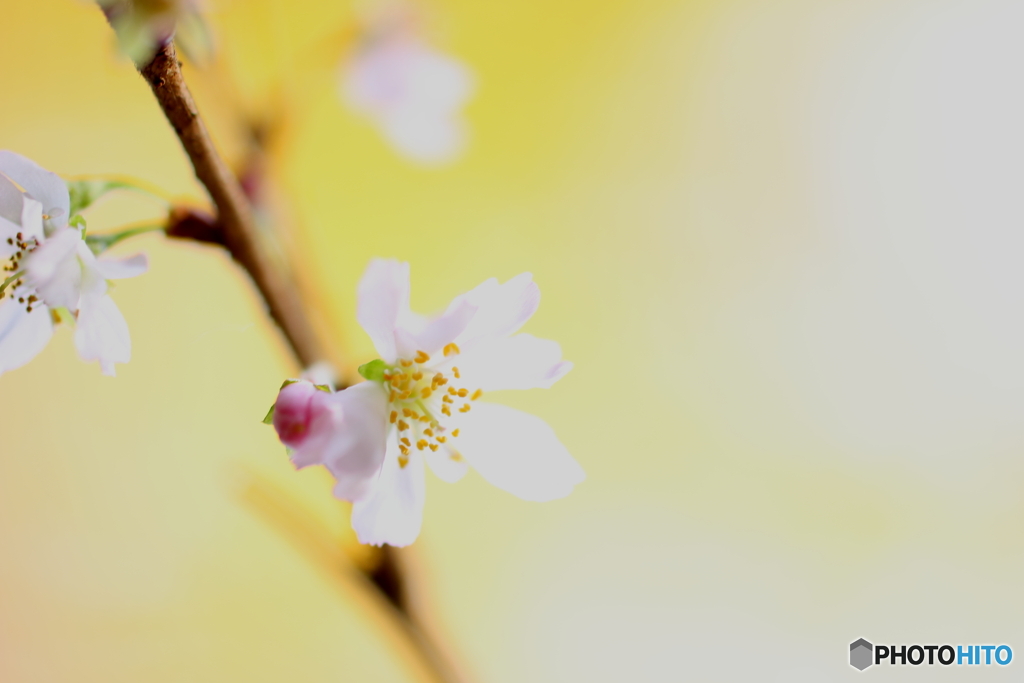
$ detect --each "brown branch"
[165,206,224,245]
[139,42,327,367]
[127,39,463,683]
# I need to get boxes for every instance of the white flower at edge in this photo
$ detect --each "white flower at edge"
[341,8,474,164]
[273,259,584,547]
[96,0,210,65]
[0,151,148,377]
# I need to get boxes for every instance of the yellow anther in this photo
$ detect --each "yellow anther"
[398,420,410,431]
[399,444,410,456]
[401,437,411,447]
[412,371,423,381]
[459,404,472,413]
[415,350,431,364]
[423,428,434,437]
[429,443,439,452]
[419,414,430,422]
[390,411,397,424]
[442,395,454,404]
[436,436,447,443]
[417,440,428,451]
[421,388,432,399]
[441,405,451,417]
[400,359,413,367]
[402,408,415,417]
[400,390,412,400]
[436,376,448,385]
[471,389,483,401]
[447,387,458,395]
[452,367,461,379]
[443,342,460,357]
[457,388,469,398]
[452,429,460,437]
[398,454,410,468]
[389,390,398,402]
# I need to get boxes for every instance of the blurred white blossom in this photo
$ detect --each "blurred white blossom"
[0,152,148,377]
[341,5,474,164]
[97,0,210,64]
[271,259,582,547]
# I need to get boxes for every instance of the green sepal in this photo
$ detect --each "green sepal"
[262,403,276,425]
[67,179,132,215]
[68,214,87,230]
[313,384,332,393]
[358,359,388,382]
[280,378,299,389]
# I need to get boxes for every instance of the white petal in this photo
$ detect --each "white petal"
[0,175,23,225]
[75,240,110,298]
[424,443,469,484]
[343,38,471,119]
[95,253,148,280]
[452,402,583,502]
[0,300,53,376]
[381,112,467,164]
[320,381,391,502]
[24,228,84,311]
[452,272,540,349]
[399,48,474,116]
[448,334,571,391]
[412,299,477,357]
[350,434,427,547]
[357,259,410,362]
[300,360,339,389]
[74,293,130,376]
[0,151,69,231]
[19,197,46,243]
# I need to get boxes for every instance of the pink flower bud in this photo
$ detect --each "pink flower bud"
[273,380,332,448]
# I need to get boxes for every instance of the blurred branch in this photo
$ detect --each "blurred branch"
[119,36,464,683]
[235,468,468,683]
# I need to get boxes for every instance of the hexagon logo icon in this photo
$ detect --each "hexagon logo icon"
[850,638,873,671]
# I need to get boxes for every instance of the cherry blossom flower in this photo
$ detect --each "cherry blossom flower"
[97,0,210,64]
[341,5,474,164]
[0,152,148,377]
[270,379,390,502]
[271,259,583,547]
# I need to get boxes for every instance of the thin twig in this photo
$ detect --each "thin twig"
[125,38,464,683]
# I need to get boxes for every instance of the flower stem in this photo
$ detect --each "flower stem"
[86,222,166,254]
[114,33,466,683]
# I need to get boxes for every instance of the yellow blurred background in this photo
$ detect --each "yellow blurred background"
[3,0,1024,680]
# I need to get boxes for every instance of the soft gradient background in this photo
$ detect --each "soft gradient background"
[3,0,1024,680]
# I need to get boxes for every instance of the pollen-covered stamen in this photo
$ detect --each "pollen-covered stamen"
[1,234,42,310]
[381,347,483,459]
